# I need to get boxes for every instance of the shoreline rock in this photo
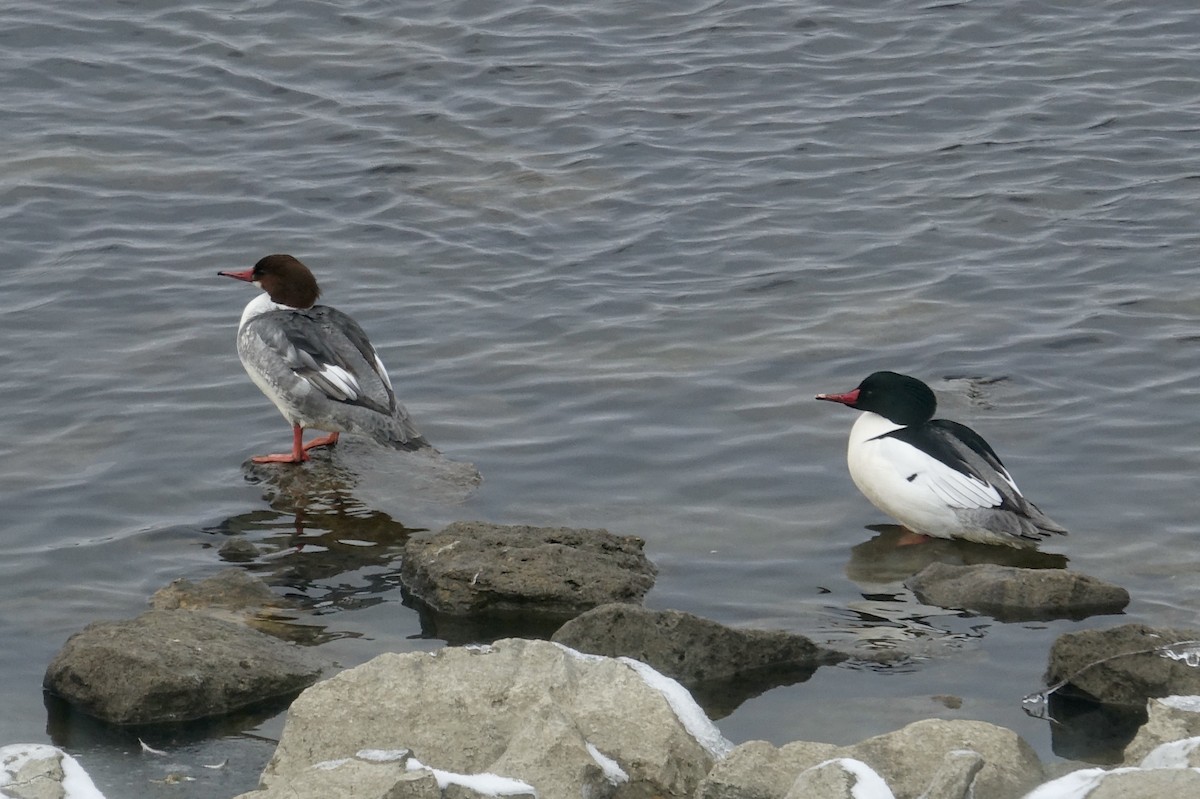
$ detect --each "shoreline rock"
[552,603,846,718]
[43,609,328,726]
[400,521,658,620]
[905,562,1129,622]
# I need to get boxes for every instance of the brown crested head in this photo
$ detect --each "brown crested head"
[249,254,321,308]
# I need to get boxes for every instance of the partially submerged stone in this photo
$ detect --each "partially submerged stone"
[151,568,286,615]
[905,563,1129,622]
[43,609,327,725]
[400,522,657,619]
[552,604,845,717]
[1045,624,1200,706]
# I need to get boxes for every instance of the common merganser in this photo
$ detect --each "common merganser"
[815,371,1067,548]
[218,254,430,464]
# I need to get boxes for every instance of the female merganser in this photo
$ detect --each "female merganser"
[218,254,430,464]
[815,371,1067,547]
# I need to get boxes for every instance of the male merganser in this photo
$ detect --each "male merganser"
[815,371,1067,547]
[218,254,430,464]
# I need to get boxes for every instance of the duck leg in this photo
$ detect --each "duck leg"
[251,425,310,464]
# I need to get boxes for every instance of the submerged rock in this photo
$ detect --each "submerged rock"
[151,568,287,615]
[400,521,657,619]
[905,562,1129,622]
[1045,624,1200,706]
[235,638,729,799]
[43,609,327,725]
[552,604,845,717]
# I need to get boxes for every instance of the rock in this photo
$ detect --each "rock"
[1044,624,1200,706]
[1123,697,1200,764]
[1026,765,1200,799]
[552,604,845,717]
[236,638,729,799]
[0,743,106,799]
[842,719,1042,799]
[151,568,284,614]
[698,719,1038,799]
[695,740,839,799]
[785,758,893,799]
[905,563,1128,622]
[1087,768,1200,798]
[553,604,845,684]
[218,538,262,563]
[400,522,657,619]
[920,749,984,799]
[43,609,327,725]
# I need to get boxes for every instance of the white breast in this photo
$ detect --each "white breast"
[845,411,975,538]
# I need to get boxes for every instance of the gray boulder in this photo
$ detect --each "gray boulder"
[236,638,730,799]
[842,718,1042,799]
[552,604,845,717]
[696,740,839,799]
[43,609,327,725]
[1123,697,1200,765]
[1087,769,1200,798]
[1029,764,1200,798]
[699,719,1040,799]
[1044,624,1200,706]
[784,758,884,799]
[151,568,286,615]
[400,522,657,618]
[0,744,107,799]
[905,563,1128,622]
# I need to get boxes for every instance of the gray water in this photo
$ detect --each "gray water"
[3,0,1200,795]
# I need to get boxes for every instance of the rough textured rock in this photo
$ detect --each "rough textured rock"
[698,720,1038,799]
[783,758,868,799]
[905,563,1128,622]
[400,522,657,618]
[920,749,985,799]
[1123,697,1200,764]
[151,568,286,614]
[553,604,845,717]
[1045,624,1200,706]
[695,740,839,799]
[43,609,327,725]
[553,604,845,685]
[842,719,1042,799]
[0,744,105,799]
[218,537,263,563]
[237,638,728,799]
[1087,768,1200,798]
[1030,766,1200,799]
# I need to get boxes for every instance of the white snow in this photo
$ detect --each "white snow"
[0,744,107,799]
[354,748,410,763]
[1140,737,1200,769]
[617,656,734,759]
[810,758,895,799]
[1019,767,1139,799]
[406,757,537,797]
[312,758,350,770]
[585,743,628,785]
[1161,695,1200,713]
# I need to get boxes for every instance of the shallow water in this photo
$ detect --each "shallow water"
[2,0,1200,794]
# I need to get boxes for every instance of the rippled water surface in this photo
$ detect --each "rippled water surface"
[3,0,1200,795]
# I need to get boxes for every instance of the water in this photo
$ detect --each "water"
[2,0,1200,794]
